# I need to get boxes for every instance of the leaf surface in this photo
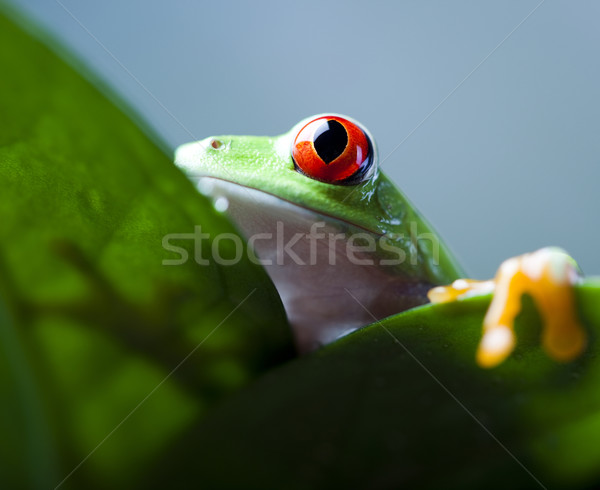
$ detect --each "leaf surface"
[0,7,291,488]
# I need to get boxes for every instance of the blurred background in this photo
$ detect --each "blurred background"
[17,0,600,278]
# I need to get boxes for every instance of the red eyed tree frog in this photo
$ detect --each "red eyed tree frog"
[175,114,586,368]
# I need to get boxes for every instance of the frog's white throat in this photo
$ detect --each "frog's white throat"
[196,176,430,353]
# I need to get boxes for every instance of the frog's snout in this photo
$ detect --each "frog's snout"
[174,139,211,177]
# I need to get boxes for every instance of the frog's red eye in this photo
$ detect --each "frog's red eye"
[291,115,374,185]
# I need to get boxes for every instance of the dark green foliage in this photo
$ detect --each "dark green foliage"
[180,284,600,490]
[0,8,291,489]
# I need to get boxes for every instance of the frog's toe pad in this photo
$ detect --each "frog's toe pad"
[427,279,495,303]
[544,323,587,362]
[477,325,515,368]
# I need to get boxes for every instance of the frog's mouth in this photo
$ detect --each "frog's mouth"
[193,175,382,236]
[191,176,431,354]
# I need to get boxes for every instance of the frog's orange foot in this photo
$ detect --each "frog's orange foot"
[428,247,586,368]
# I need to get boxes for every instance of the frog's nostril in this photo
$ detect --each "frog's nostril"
[209,138,224,149]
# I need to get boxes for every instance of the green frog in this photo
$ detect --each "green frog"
[175,114,586,367]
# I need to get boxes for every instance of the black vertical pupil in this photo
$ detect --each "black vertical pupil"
[313,120,348,164]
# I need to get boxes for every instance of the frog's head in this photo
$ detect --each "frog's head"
[175,113,462,281]
[175,114,399,235]
[175,114,463,351]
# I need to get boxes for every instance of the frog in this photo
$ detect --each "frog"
[175,114,587,367]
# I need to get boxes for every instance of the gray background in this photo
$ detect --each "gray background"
[16,0,600,277]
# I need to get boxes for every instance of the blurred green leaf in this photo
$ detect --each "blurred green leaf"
[176,281,600,490]
[0,6,291,489]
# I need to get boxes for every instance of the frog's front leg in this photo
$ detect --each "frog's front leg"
[428,247,587,368]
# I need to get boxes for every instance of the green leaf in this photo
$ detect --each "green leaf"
[0,6,291,489]
[174,281,600,490]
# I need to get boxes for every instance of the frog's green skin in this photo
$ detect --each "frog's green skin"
[176,115,464,351]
